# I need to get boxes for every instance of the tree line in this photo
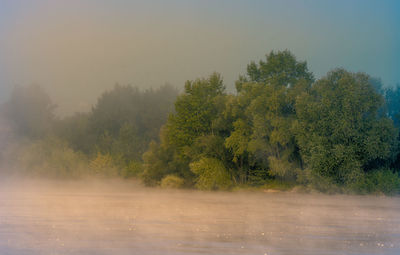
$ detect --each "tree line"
[1,50,400,194]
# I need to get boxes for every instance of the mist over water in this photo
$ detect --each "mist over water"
[0,2,399,254]
[0,180,399,255]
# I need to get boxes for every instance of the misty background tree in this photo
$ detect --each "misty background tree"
[0,50,399,194]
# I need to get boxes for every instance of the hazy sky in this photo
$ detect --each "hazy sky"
[0,0,399,115]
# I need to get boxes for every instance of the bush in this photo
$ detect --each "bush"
[267,156,298,181]
[305,169,343,194]
[160,175,185,189]
[190,157,232,190]
[350,168,400,195]
[89,152,119,177]
[141,141,171,186]
[16,136,90,178]
[120,161,143,178]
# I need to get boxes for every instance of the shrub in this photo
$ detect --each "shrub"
[306,169,343,194]
[89,152,119,177]
[160,175,185,189]
[268,156,298,181]
[350,168,400,195]
[190,157,232,190]
[120,161,143,179]
[16,136,90,178]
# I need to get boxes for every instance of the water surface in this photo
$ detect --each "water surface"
[0,180,399,255]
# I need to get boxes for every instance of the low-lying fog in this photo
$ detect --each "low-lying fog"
[0,179,399,255]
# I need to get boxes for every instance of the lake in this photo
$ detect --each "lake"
[0,180,399,255]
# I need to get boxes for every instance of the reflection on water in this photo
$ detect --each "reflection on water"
[0,180,399,255]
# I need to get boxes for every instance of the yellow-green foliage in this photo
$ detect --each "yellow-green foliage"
[190,157,232,190]
[267,156,298,181]
[160,175,185,189]
[89,152,119,177]
[120,161,143,178]
[17,137,89,178]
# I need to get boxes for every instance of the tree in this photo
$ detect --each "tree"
[190,157,232,190]
[53,84,178,178]
[2,85,56,139]
[166,73,225,148]
[226,50,313,184]
[243,49,313,86]
[64,84,178,160]
[294,69,398,185]
[385,83,400,127]
[89,84,175,145]
[55,112,94,153]
[143,73,230,186]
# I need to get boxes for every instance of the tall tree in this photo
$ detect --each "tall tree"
[143,73,230,185]
[226,50,313,183]
[385,83,400,127]
[294,69,398,185]
[2,85,56,139]
[86,84,177,159]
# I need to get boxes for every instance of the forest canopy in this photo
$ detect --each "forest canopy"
[1,50,399,195]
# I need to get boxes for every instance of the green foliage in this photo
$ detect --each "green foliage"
[120,161,143,179]
[91,84,176,138]
[141,51,400,194]
[349,168,400,195]
[89,152,119,177]
[190,157,232,190]
[267,156,298,181]
[225,119,251,162]
[142,73,229,186]
[384,83,400,127]
[16,137,90,178]
[1,50,399,195]
[160,175,185,189]
[245,50,314,85]
[142,131,192,186]
[295,69,398,186]
[52,84,178,180]
[166,72,226,148]
[54,84,177,161]
[142,141,171,186]
[304,169,344,194]
[226,50,313,185]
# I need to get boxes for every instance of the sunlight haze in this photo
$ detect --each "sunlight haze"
[0,0,399,114]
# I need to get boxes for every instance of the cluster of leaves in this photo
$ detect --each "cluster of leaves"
[143,50,400,194]
[0,84,178,179]
[142,73,234,188]
[1,50,399,195]
[6,136,90,178]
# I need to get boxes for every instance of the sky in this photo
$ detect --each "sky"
[0,0,399,115]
